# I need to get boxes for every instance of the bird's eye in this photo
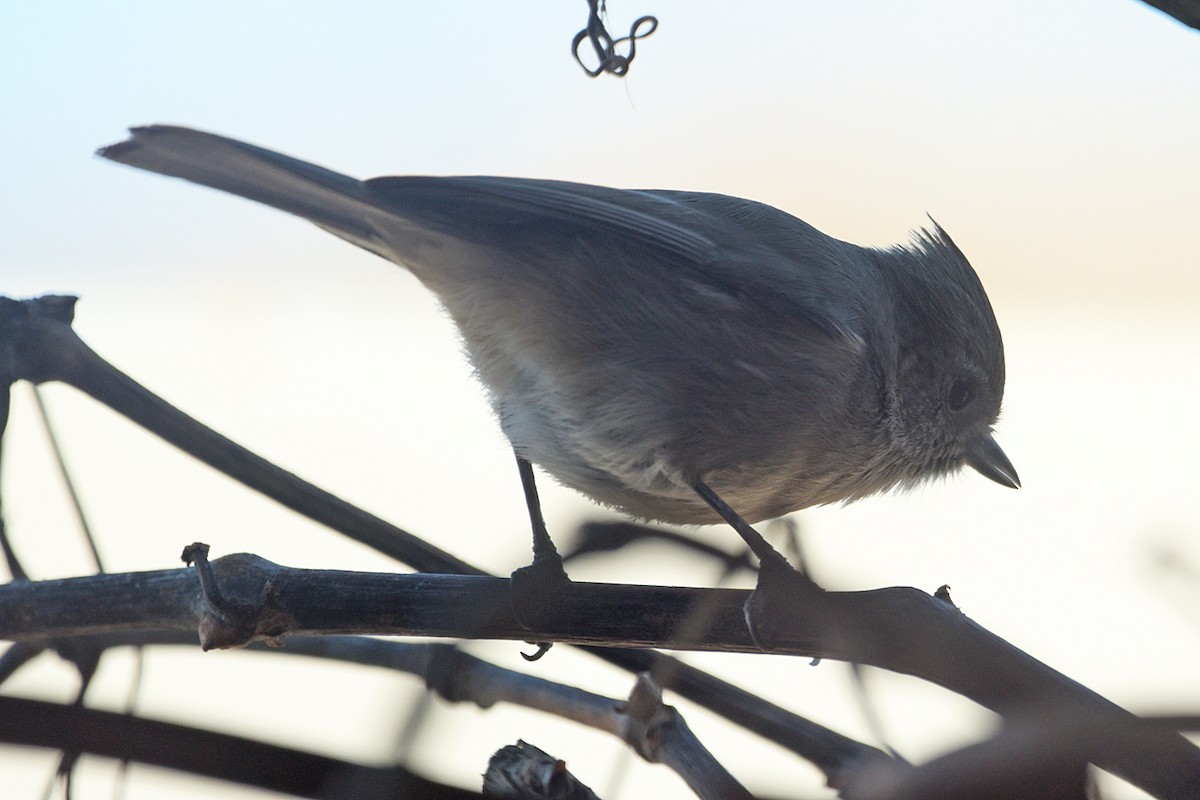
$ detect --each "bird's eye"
[948,378,975,411]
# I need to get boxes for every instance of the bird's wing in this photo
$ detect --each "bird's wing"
[100,125,717,265]
[100,125,862,344]
[365,174,721,267]
[363,176,865,344]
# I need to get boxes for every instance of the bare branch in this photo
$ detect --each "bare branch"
[2,553,1199,796]
[5,296,1200,797]
[1137,0,1200,30]
[619,675,754,800]
[0,695,479,799]
[0,295,477,575]
[485,741,600,799]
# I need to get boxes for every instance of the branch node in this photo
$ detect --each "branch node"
[182,546,290,651]
[934,584,958,607]
[620,673,675,761]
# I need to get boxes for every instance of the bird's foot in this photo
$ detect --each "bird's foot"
[743,554,824,652]
[510,551,573,661]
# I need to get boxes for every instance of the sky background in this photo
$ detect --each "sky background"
[2,2,1199,798]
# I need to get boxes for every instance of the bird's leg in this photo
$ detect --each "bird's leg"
[691,479,822,650]
[515,455,569,580]
[510,454,571,660]
[690,480,790,569]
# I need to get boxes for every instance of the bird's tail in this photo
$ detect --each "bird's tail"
[99,125,388,257]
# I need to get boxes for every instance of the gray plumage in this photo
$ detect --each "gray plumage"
[100,126,1017,525]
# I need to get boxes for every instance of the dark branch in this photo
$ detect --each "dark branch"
[2,554,1200,796]
[1138,0,1200,30]
[0,295,478,575]
[5,296,1200,797]
[0,695,479,799]
[485,741,600,799]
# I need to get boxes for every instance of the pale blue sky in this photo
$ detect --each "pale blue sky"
[3,1,1198,302]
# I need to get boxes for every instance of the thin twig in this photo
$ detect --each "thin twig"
[30,383,103,572]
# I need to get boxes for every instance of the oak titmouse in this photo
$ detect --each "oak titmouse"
[100,126,1017,551]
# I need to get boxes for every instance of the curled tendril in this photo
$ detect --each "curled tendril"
[572,0,658,78]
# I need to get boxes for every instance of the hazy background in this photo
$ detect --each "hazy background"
[2,2,1198,797]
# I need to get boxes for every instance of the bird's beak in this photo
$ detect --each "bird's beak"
[965,434,1020,489]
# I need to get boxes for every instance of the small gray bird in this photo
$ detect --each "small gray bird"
[100,126,1017,576]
